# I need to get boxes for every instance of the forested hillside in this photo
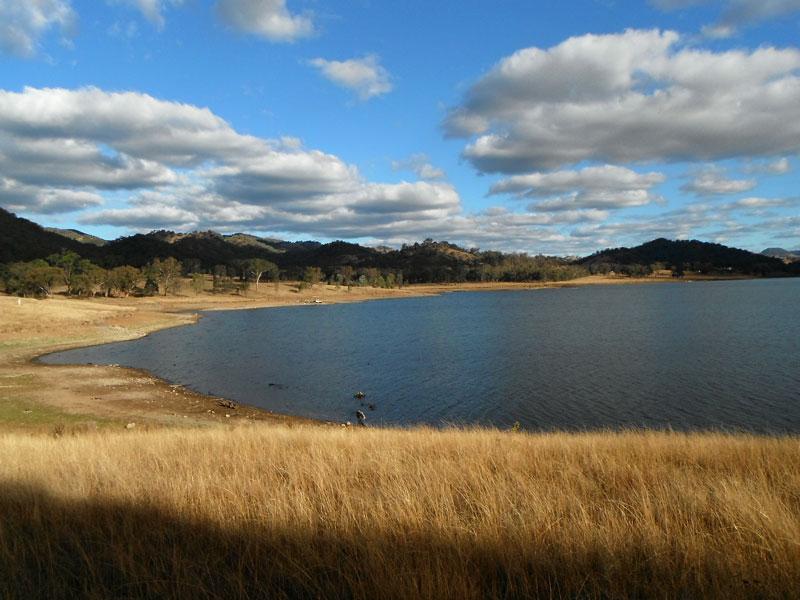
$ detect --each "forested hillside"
[579,238,792,276]
[2,209,797,291]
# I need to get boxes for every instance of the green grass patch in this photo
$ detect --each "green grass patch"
[0,395,114,432]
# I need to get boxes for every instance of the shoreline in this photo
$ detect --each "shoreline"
[0,274,759,433]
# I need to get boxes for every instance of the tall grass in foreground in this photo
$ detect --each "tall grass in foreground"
[0,426,798,599]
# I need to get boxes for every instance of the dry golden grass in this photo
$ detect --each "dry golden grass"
[1,425,798,599]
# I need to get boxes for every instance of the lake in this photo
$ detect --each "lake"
[42,279,800,432]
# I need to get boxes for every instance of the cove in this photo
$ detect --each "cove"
[43,279,800,432]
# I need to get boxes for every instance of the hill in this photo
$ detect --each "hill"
[580,238,788,276]
[2,208,798,281]
[45,228,107,246]
[223,233,283,253]
[762,247,800,262]
[0,208,99,264]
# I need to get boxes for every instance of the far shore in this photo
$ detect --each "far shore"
[0,273,757,434]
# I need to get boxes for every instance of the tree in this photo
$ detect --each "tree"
[70,264,104,296]
[302,266,322,287]
[149,257,182,296]
[247,258,278,290]
[182,258,202,276]
[191,273,205,295]
[338,265,354,286]
[212,265,234,293]
[231,259,250,282]
[110,266,140,297]
[141,262,159,296]
[47,251,82,293]
[97,269,114,297]
[2,260,62,297]
[362,268,379,286]
[46,251,101,295]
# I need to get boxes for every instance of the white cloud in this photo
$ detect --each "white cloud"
[719,0,800,28]
[81,203,198,230]
[3,86,794,256]
[392,154,446,181]
[530,190,661,213]
[491,165,665,212]
[107,20,140,40]
[309,55,393,100]
[743,157,792,175]
[0,86,465,238]
[681,167,757,196]
[0,137,176,189]
[0,178,102,214]
[566,194,800,252]
[0,86,263,166]
[653,0,800,37]
[445,29,800,174]
[216,0,313,42]
[108,0,184,29]
[700,24,736,39]
[730,196,799,211]
[0,0,76,57]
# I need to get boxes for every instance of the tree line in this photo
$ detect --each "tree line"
[0,252,412,298]
[0,252,184,298]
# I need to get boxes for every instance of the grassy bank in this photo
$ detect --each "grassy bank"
[1,426,798,599]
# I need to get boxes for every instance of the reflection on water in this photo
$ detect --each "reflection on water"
[43,279,800,432]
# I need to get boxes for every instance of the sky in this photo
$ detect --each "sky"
[0,0,799,255]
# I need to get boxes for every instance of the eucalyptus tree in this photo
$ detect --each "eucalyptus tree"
[247,258,278,290]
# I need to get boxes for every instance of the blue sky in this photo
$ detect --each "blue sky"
[0,0,799,254]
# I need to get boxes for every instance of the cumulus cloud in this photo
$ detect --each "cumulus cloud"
[681,167,757,196]
[392,154,446,181]
[490,165,665,213]
[108,0,184,28]
[0,86,263,167]
[3,85,793,256]
[309,55,393,100]
[0,178,102,214]
[216,0,313,42]
[567,193,800,252]
[444,29,800,174]
[729,196,800,211]
[0,0,76,57]
[80,203,199,230]
[0,86,467,239]
[743,157,792,175]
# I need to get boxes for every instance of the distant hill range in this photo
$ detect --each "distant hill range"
[761,247,800,262]
[579,238,793,276]
[1,207,798,280]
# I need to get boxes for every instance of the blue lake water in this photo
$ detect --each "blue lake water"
[42,279,800,432]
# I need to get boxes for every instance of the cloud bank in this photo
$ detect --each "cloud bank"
[445,29,800,173]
